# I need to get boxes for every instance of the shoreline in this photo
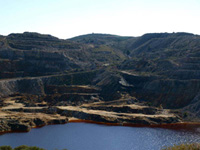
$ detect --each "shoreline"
[69,119,200,130]
[0,121,67,135]
[0,119,200,135]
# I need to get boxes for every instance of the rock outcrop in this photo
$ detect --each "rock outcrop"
[0,111,68,133]
[0,95,180,133]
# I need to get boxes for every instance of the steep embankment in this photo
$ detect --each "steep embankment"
[0,70,98,97]
[120,71,200,109]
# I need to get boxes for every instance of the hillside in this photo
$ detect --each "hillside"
[0,31,200,132]
[70,33,133,46]
[70,32,200,110]
[117,33,200,112]
[0,32,126,79]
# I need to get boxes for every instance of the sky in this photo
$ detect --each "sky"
[0,0,200,39]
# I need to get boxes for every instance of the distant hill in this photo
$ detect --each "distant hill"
[69,33,133,45]
[119,32,200,80]
[7,32,81,50]
[0,32,127,78]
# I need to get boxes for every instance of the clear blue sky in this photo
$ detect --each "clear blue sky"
[0,0,200,39]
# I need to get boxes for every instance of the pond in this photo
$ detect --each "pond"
[0,123,200,150]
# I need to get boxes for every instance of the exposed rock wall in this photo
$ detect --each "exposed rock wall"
[121,72,200,109]
[0,71,98,97]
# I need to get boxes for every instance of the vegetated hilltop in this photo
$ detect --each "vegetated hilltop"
[0,31,200,127]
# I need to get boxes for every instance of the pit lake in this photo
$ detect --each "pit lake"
[0,123,200,150]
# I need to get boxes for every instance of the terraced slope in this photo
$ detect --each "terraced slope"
[0,31,200,126]
[0,32,126,79]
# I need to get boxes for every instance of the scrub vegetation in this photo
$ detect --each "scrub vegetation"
[162,143,200,150]
[0,145,67,150]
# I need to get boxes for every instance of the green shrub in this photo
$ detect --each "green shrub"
[0,146,12,150]
[13,145,29,150]
[0,146,67,150]
[162,143,200,150]
[14,145,45,150]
